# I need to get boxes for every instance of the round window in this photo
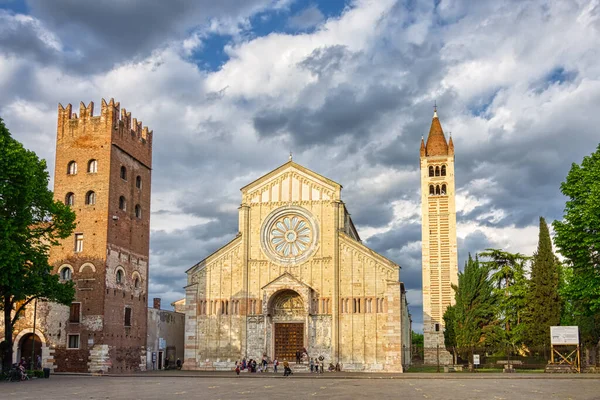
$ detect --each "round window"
[260,206,319,265]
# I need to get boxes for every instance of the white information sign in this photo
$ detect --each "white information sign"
[159,337,166,350]
[550,326,579,345]
[473,354,480,365]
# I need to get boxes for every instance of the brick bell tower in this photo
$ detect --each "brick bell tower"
[420,107,458,365]
[48,99,153,373]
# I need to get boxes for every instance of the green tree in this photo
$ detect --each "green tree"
[451,254,496,363]
[480,249,530,348]
[0,118,76,371]
[443,304,457,363]
[524,217,561,352]
[553,144,600,363]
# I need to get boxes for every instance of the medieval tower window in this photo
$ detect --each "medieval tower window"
[429,185,434,195]
[86,191,96,205]
[120,166,127,181]
[428,166,434,177]
[124,307,132,327]
[136,175,142,189]
[69,303,81,323]
[65,192,75,206]
[116,269,123,284]
[74,234,83,253]
[119,196,127,211]
[435,166,440,176]
[67,161,77,175]
[441,184,447,195]
[441,165,446,176]
[88,159,98,173]
[67,334,80,349]
[60,266,73,280]
[134,277,140,289]
[435,185,441,195]
[135,204,142,218]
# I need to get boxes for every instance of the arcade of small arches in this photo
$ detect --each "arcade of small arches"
[428,165,447,177]
[429,184,447,196]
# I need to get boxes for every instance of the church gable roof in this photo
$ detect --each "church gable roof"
[241,161,341,204]
[261,272,315,291]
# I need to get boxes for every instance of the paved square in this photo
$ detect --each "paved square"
[2,374,599,400]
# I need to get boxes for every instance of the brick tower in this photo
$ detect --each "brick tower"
[420,107,458,365]
[47,99,153,372]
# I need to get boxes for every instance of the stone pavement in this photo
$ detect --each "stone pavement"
[1,373,599,400]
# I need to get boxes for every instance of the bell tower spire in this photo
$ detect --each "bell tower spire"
[419,106,458,366]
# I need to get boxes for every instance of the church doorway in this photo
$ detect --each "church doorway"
[269,290,305,362]
[18,333,42,369]
[274,323,304,361]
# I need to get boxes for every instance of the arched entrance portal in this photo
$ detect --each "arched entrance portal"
[270,290,305,362]
[19,333,42,369]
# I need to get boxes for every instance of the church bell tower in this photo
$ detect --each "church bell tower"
[420,107,458,365]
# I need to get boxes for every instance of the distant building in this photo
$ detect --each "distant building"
[171,299,186,314]
[0,99,153,373]
[420,108,458,365]
[184,161,410,372]
[147,298,185,370]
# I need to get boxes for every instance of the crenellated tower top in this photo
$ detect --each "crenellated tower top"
[57,98,153,167]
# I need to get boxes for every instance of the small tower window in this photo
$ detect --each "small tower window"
[65,192,75,206]
[116,269,123,284]
[60,267,72,281]
[435,166,440,176]
[135,204,142,219]
[428,166,434,177]
[120,166,127,181]
[74,233,83,253]
[441,165,446,176]
[124,307,131,327]
[441,184,447,195]
[119,196,126,211]
[136,176,142,189]
[85,191,96,205]
[88,159,98,173]
[429,185,434,195]
[134,277,140,289]
[435,323,440,332]
[67,161,77,175]
[435,185,441,195]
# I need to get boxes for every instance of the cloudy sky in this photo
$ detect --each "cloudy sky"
[1,0,599,332]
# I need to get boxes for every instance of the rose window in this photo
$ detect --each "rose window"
[261,206,319,265]
[270,216,312,257]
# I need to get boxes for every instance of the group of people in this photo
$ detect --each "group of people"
[234,351,341,376]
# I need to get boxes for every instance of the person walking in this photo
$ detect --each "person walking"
[273,358,279,373]
[309,358,314,373]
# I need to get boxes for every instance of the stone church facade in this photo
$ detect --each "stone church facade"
[184,161,410,372]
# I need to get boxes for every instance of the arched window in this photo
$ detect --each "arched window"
[429,185,434,195]
[135,204,141,218]
[435,185,441,195]
[120,166,127,181]
[441,165,446,176]
[435,166,440,176]
[119,196,126,211]
[134,277,140,289]
[88,159,98,173]
[441,184,447,195]
[67,161,77,175]
[428,166,434,177]
[65,192,75,206]
[116,269,123,284]
[60,266,72,281]
[85,191,96,205]
[136,176,142,189]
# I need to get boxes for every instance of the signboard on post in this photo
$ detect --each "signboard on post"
[550,326,579,345]
[473,354,480,365]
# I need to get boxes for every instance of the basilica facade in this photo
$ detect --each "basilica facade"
[183,161,410,372]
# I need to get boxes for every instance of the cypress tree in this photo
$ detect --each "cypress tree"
[525,216,561,350]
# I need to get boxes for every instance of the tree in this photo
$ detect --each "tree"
[0,118,76,371]
[451,254,496,363]
[524,217,561,351]
[553,144,600,364]
[553,144,600,312]
[480,249,530,348]
[443,305,457,364]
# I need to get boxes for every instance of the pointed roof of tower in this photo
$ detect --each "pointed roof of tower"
[425,109,448,157]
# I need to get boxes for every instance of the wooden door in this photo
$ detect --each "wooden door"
[274,322,304,362]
